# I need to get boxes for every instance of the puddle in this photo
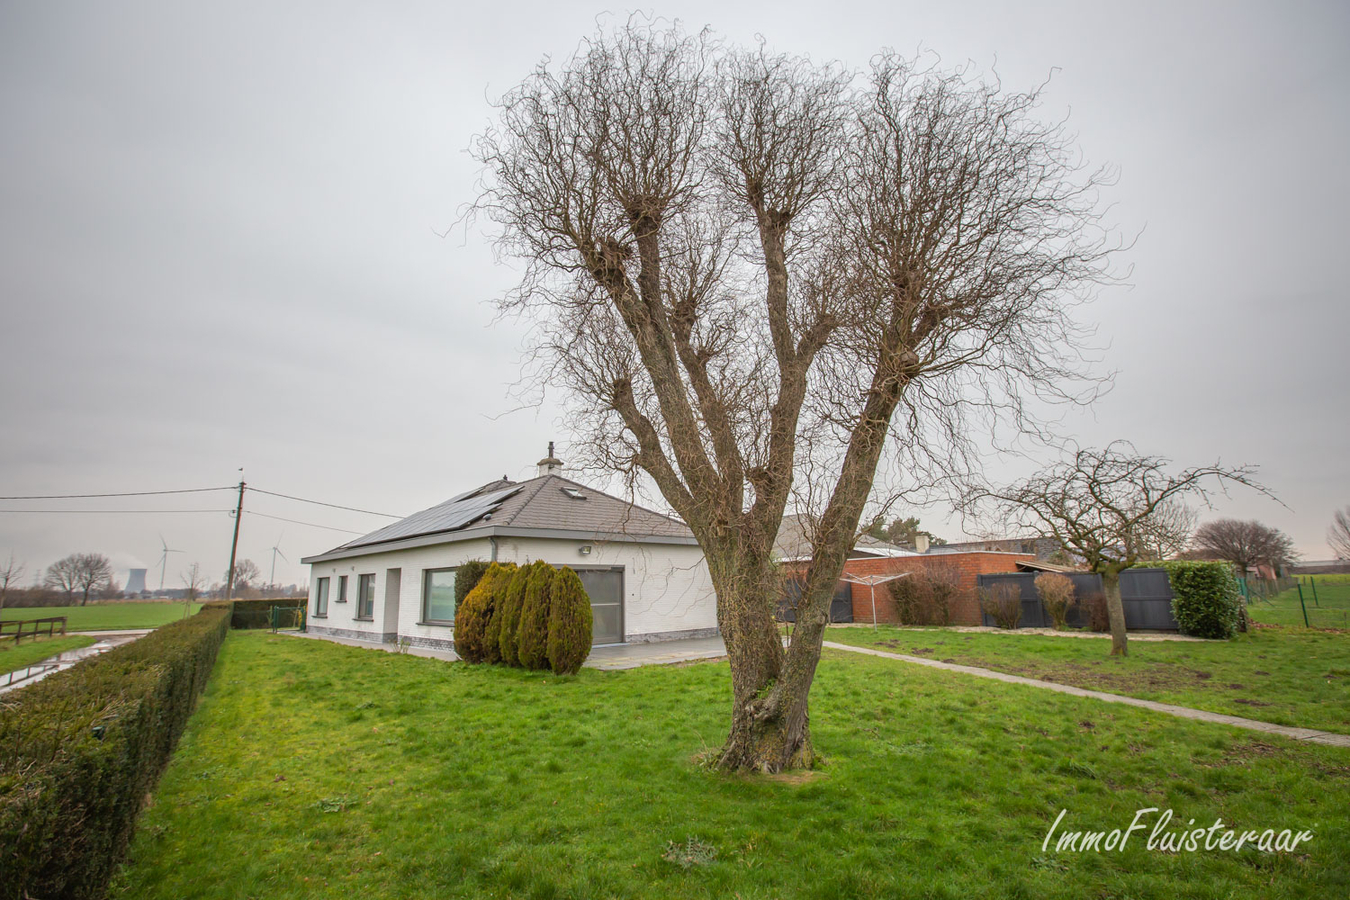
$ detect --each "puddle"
[0,634,144,693]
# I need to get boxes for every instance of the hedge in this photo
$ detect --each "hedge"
[496,565,530,666]
[454,559,492,608]
[547,567,593,675]
[0,601,231,900]
[1140,560,1243,639]
[516,561,557,671]
[229,598,306,630]
[453,563,512,663]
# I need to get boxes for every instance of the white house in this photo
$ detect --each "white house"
[300,450,719,651]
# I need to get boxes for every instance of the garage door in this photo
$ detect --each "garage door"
[575,567,624,645]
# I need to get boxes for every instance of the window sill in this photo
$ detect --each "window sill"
[312,614,327,619]
[418,621,453,628]
[355,616,373,622]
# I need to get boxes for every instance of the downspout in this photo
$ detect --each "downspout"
[489,536,498,562]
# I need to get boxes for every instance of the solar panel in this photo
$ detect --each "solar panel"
[340,484,523,549]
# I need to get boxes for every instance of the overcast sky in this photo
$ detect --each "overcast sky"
[1,1,1346,589]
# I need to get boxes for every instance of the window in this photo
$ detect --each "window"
[422,568,457,624]
[357,574,375,619]
[337,575,348,603]
[315,577,329,617]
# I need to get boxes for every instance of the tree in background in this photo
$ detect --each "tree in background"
[1134,500,1196,561]
[474,23,1114,771]
[0,554,24,614]
[982,443,1265,656]
[230,559,261,596]
[862,516,945,548]
[1329,507,1350,559]
[182,563,205,619]
[44,553,113,606]
[1191,519,1296,575]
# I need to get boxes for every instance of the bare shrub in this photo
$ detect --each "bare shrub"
[1034,572,1076,630]
[1078,591,1111,633]
[980,583,1023,629]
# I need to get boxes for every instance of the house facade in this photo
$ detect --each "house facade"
[300,453,718,652]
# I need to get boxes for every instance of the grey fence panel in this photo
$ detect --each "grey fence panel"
[777,579,853,623]
[977,569,1176,631]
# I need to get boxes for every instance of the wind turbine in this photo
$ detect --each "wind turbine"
[157,535,183,592]
[268,534,287,594]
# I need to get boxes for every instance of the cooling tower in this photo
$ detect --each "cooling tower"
[125,568,148,594]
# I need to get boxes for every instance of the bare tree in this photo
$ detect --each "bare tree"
[473,24,1114,771]
[1329,506,1350,559]
[230,559,261,596]
[980,443,1265,655]
[1135,500,1196,561]
[182,563,205,619]
[44,553,113,606]
[1192,519,1296,574]
[0,554,24,614]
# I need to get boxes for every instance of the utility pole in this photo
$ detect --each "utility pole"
[225,477,245,601]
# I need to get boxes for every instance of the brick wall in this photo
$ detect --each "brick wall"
[791,552,1035,626]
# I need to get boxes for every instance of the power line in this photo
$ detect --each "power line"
[0,508,232,514]
[0,486,234,500]
[244,510,366,535]
[247,487,403,518]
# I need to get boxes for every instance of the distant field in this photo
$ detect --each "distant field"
[0,602,203,632]
[1249,575,1350,629]
[0,634,96,675]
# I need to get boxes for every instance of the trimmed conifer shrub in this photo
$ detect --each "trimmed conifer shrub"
[454,559,492,607]
[480,562,516,664]
[517,560,556,670]
[497,564,531,666]
[453,562,508,663]
[547,566,593,675]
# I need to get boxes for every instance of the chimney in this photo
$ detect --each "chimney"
[536,441,563,478]
[915,534,930,554]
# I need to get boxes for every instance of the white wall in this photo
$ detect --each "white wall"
[307,534,716,645]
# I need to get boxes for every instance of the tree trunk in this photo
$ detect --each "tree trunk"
[1102,569,1127,656]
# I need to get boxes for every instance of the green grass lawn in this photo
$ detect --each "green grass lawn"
[0,633,96,675]
[1249,575,1350,630]
[113,632,1348,899]
[822,625,1350,734]
[0,601,203,631]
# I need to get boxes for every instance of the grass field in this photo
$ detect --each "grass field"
[1249,575,1350,629]
[822,626,1350,734]
[0,601,203,631]
[112,632,1348,899]
[0,633,96,675]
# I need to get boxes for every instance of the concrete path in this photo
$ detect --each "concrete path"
[823,641,1350,748]
[284,631,730,671]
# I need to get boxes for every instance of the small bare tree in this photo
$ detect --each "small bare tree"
[1192,519,1296,575]
[182,563,204,619]
[473,23,1114,771]
[44,553,113,606]
[981,443,1265,655]
[1328,506,1350,559]
[0,554,24,615]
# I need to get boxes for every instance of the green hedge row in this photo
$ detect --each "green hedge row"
[230,598,306,630]
[1139,560,1243,639]
[0,602,232,899]
[455,561,592,674]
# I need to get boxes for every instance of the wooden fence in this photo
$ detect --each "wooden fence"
[0,616,68,644]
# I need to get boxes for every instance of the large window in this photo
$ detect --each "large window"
[357,573,375,619]
[337,575,348,604]
[422,568,457,624]
[315,577,329,617]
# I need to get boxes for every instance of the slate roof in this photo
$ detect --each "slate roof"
[302,474,693,563]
